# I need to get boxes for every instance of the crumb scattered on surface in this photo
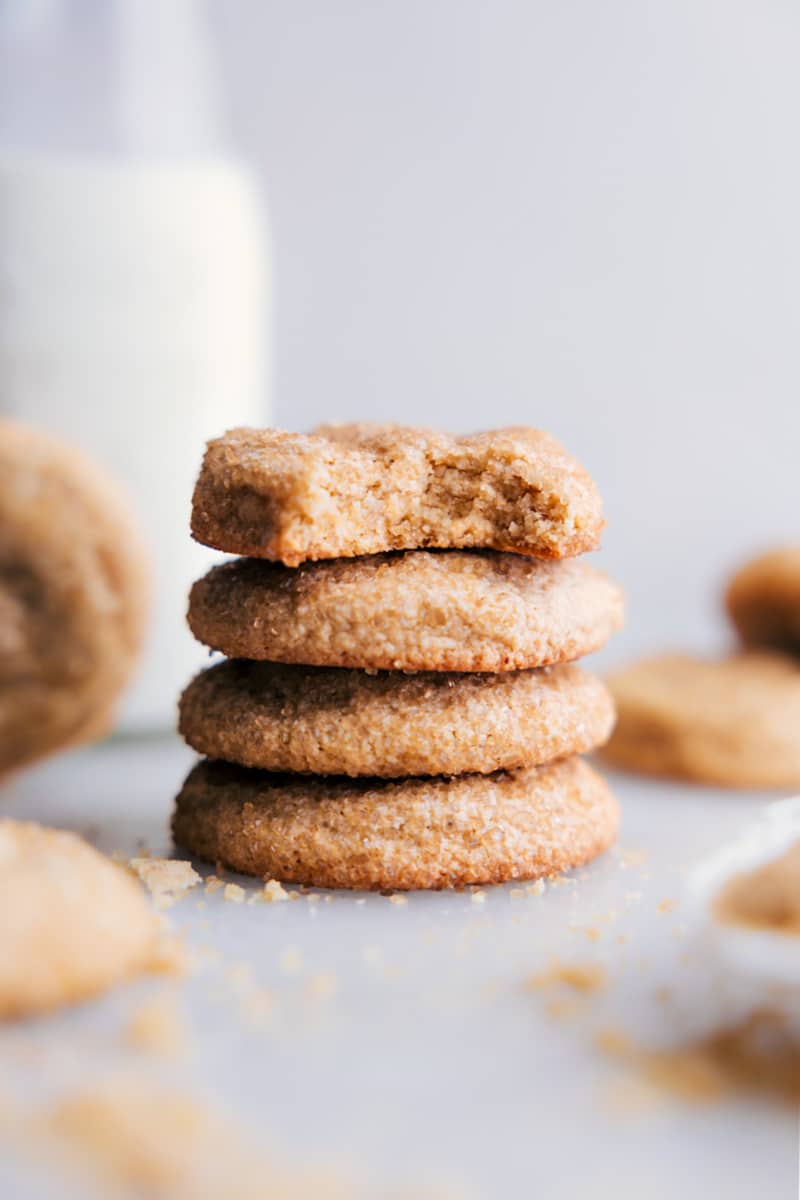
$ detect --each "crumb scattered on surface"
[205,876,224,895]
[223,884,245,904]
[125,990,188,1058]
[525,960,607,994]
[544,997,582,1021]
[129,859,201,909]
[657,898,677,915]
[148,930,188,978]
[388,894,408,906]
[261,879,289,903]
[570,922,603,942]
[527,880,546,897]
[593,1026,633,1056]
[470,890,486,905]
[33,1080,352,1199]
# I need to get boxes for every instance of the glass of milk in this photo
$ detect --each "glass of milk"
[0,0,270,731]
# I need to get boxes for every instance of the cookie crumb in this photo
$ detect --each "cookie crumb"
[223,884,246,904]
[545,997,581,1021]
[470,890,487,905]
[148,930,188,978]
[125,990,188,1057]
[526,879,546,897]
[525,960,607,994]
[261,879,289,903]
[657,898,677,914]
[388,894,408,906]
[593,1026,632,1057]
[129,858,200,909]
[205,875,224,895]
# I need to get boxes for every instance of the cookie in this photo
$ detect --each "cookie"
[172,757,619,890]
[0,421,150,778]
[190,424,604,565]
[601,652,800,788]
[726,548,800,654]
[188,551,623,673]
[0,820,159,1019]
[179,659,615,777]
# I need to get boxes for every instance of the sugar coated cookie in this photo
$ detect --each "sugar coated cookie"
[188,551,623,673]
[602,652,800,788]
[172,756,619,890]
[191,424,604,565]
[179,659,615,777]
[0,421,149,778]
[0,820,159,1018]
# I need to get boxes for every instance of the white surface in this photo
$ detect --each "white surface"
[0,738,796,1198]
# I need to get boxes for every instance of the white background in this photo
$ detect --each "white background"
[210,0,800,665]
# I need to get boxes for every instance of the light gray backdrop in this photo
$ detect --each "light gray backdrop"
[210,0,800,666]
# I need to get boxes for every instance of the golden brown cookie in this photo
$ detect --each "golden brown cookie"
[726,548,800,654]
[601,652,800,788]
[172,757,619,890]
[190,424,604,565]
[0,421,150,778]
[179,659,615,777]
[0,820,159,1019]
[188,551,623,672]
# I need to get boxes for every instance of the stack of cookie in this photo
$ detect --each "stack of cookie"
[173,425,624,891]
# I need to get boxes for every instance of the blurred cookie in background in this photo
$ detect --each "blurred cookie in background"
[726,548,800,655]
[600,652,800,789]
[0,421,150,779]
